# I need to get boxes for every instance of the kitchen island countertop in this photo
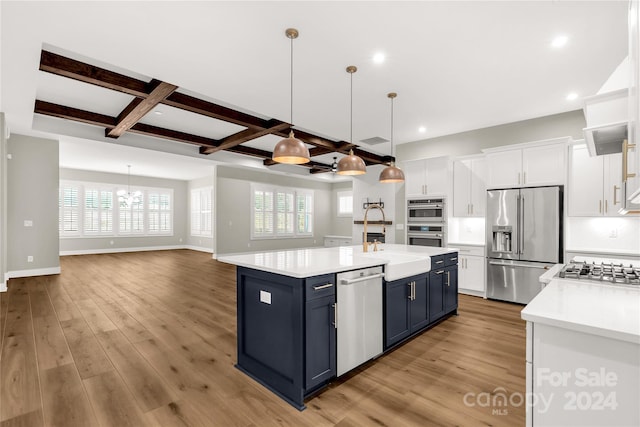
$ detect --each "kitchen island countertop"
[217,244,458,278]
[521,278,640,344]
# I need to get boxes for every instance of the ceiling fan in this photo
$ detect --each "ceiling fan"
[331,157,338,173]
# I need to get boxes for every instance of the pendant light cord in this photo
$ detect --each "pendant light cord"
[350,71,353,144]
[290,35,294,125]
[390,97,394,158]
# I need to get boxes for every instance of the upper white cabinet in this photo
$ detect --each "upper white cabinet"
[403,157,449,198]
[484,138,568,189]
[568,143,623,217]
[452,156,486,217]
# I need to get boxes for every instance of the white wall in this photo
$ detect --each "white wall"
[448,217,486,245]
[352,165,398,245]
[0,114,8,290]
[329,180,353,237]
[7,134,60,276]
[59,168,188,254]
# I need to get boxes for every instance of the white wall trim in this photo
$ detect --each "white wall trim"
[0,280,6,292]
[7,266,61,279]
[184,245,214,254]
[60,245,188,256]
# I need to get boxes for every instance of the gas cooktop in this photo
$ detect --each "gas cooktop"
[558,260,640,286]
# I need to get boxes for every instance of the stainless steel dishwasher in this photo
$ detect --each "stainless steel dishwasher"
[336,266,384,376]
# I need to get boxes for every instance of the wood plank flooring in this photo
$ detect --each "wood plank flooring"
[0,250,526,426]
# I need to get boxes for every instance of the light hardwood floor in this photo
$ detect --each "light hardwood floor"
[0,250,526,426]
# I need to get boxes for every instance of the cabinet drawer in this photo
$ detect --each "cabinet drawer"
[431,255,445,270]
[445,252,459,267]
[454,245,484,257]
[305,274,336,301]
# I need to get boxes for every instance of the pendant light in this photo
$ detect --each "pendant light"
[337,66,366,176]
[117,165,142,207]
[379,92,405,183]
[272,28,310,164]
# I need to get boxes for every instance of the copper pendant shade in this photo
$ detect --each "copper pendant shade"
[272,28,310,164]
[337,65,366,176]
[379,92,405,183]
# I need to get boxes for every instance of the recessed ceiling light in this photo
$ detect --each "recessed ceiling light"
[566,92,578,101]
[373,52,385,64]
[154,110,163,115]
[551,35,568,48]
[418,126,427,133]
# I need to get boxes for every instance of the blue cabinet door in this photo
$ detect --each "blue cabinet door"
[410,275,429,331]
[305,294,336,390]
[384,278,411,348]
[444,265,458,314]
[429,269,445,323]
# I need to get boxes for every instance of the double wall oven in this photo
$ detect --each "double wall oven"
[407,198,446,247]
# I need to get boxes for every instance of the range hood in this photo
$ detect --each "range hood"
[583,121,628,156]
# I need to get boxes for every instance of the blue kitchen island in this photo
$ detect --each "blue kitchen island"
[218,244,459,409]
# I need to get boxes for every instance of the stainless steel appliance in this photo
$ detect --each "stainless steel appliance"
[406,223,445,247]
[336,266,384,376]
[486,186,563,304]
[407,198,445,222]
[557,259,640,286]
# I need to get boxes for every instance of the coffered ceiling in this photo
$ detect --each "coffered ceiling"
[0,1,629,181]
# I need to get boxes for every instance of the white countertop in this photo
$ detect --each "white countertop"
[522,278,640,344]
[217,244,458,278]
[447,241,484,247]
[538,264,564,284]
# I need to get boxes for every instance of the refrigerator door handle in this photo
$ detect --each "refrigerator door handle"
[488,260,549,269]
[520,196,525,256]
[516,194,521,255]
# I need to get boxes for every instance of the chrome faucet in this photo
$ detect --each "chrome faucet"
[363,203,386,252]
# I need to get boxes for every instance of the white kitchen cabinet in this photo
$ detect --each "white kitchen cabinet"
[323,236,352,247]
[454,244,485,296]
[403,157,449,198]
[484,138,568,189]
[452,156,486,217]
[568,143,623,216]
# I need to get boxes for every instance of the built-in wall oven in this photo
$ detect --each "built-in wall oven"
[407,223,446,247]
[407,198,447,248]
[407,198,445,222]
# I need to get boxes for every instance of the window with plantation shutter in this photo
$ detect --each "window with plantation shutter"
[251,184,313,239]
[59,180,173,238]
[148,190,172,234]
[59,184,80,236]
[191,187,212,237]
[337,190,353,216]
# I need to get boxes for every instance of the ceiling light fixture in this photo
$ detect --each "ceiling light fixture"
[331,157,338,173]
[272,28,310,165]
[419,126,427,133]
[379,92,405,184]
[551,35,568,48]
[117,165,142,207]
[373,52,385,64]
[337,66,366,176]
[566,92,578,101]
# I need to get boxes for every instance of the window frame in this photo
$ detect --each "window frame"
[251,183,314,240]
[190,186,213,238]
[336,190,353,217]
[59,180,174,239]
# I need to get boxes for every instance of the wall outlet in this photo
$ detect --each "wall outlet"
[179,238,183,243]
[110,240,114,245]
[396,224,404,230]
[27,256,33,263]
[247,243,251,247]
[24,220,33,227]
[609,229,618,238]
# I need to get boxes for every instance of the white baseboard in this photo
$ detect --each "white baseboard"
[184,245,214,254]
[0,280,6,292]
[7,266,61,279]
[458,289,485,298]
[60,245,188,256]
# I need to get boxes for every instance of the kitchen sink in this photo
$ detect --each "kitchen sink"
[361,251,430,282]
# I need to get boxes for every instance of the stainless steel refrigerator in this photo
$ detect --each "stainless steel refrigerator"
[486,186,563,304]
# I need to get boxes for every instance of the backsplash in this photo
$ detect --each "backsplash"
[566,217,640,254]
[448,217,486,245]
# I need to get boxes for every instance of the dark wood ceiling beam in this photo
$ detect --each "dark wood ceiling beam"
[308,147,333,157]
[34,100,117,128]
[35,100,219,148]
[162,92,271,130]
[106,80,178,138]
[200,119,290,154]
[39,50,150,97]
